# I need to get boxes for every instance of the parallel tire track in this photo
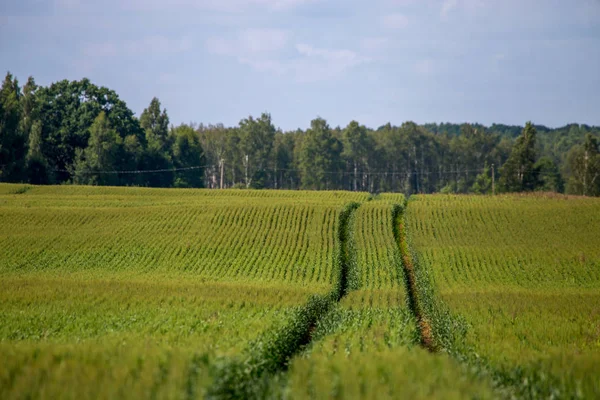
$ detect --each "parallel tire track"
[207,202,360,400]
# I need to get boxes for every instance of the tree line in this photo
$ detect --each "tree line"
[1,72,599,196]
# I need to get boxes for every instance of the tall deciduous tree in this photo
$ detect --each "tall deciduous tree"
[26,120,51,184]
[298,117,342,190]
[342,121,373,191]
[239,113,275,189]
[139,97,173,187]
[499,122,539,192]
[171,124,205,188]
[20,76,38,140]
[534,156,564,193]
[35,78,143,182]
[471,163,492,194]
[73,111,121,186]
[0,72,25,181]
[566,134,600,196]
[140,97,170,152]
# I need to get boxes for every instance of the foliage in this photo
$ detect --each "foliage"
[73,111,122,185]
[499,122,539,192]
[3,71,600,195]
[470,163,492,194]
[35,78,144,182]
[170,124,205,188]
[0,72,25,182]
[239,113,276,189]
[534,156,564,193]
[565,133,600,196]
[298,117,343,190]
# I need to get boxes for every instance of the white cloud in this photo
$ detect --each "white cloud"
[296,44,367,67]
[205,37,235,56]
[440,0,458,17]
[239,58,287,74]
[240,29,289,53]
[119,0,315,12]
[359,37,390,52]
[382,13,409,29]
[83,35,192,59]
[206,29,288,56]
[440,0,486,19]
[385,0,418,5]
[293,44,370,82]
[124,35,193,54]
[206,33,369,82]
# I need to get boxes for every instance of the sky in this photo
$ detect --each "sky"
[1,0,599,131]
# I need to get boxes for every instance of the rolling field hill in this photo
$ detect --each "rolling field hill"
[1,184,599,399]
[0,184,366,398]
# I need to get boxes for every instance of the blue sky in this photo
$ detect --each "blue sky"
[1,0,599,130]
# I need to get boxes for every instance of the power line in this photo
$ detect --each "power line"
[55,165,208,175]
[54,163,562,178]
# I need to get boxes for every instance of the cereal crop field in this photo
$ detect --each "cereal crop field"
[1,184,599,399]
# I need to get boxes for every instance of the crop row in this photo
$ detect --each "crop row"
[0,188,372,289]
[407,194,600,291]
[0,185,370,399]
[406,194,600,398]
[280,199,496,398]
[0,277,315,399]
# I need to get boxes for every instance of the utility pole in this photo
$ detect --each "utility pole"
[244,154,249,188]
[219,159,225,189]
[491,163,495,195]
[455,163,459,193]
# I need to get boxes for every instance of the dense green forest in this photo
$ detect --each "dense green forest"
[1,72,599,196]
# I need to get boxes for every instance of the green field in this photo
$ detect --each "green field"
[407,194,600,398]
[1,184,599,399]
[284,201,494,399]
[0,185,367,398]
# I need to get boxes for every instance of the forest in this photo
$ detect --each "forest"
[1,72,599,196]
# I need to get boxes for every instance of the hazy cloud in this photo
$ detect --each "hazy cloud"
[83,35,192,59]
[206,29,288,56]
[206,33,369,82]
[440,0,458,17]
[116,0,315,12]
[382,13,409,29]
[440,0,486,19]
[359,37,390,52]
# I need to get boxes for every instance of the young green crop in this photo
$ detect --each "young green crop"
[283,199,495,399]
[407,193,600,398]
[0,184,369,399]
